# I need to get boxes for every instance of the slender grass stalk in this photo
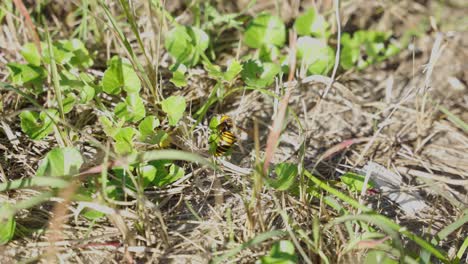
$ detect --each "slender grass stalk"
[421,211,468,262]
[99,1,158,102]
[211,230,287,264]
[305,170,450,263]
[118,0,157,98]
[456,237,468,262]
[438,105,468,133]
[44,25,64,120]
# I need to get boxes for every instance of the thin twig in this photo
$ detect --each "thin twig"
[321,0,341,99]
[12,0,41,53]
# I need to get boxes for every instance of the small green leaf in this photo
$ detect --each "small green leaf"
[155,163,185,187]
[99,116,124,138]
[296,36,334,75]
[114,94,146,122]
[294,8,329,37]
[206,60,243,82]
[62,93,76,114]
[190,27,210,54]
[244,13,286,48]
[0,204,15,245]
[340,172,375,193]
[340,31,400,70]
[21,43,41,66]
[102,56,141,94]
[364,250,398,264]
[259,44,280,62]
[242,59,281,88]
[136,162,184,189]
[7,63,46,88]
[151,130,171,148]
[267,163,297,191]
[113,127,136,155]
[340,33,359,70]
[165,26,194,65]
[205,63,224,80]
[58,39,93,68]
[139,164,158,187]
[44,45,72,65]
[138,115,160,140]
[161,96,186,126]
[79,85,95,103]
[224,59,243,82]
[165,25,209,66]
[260,240,297,264]
[36,147,84,177]
[170,64,188,88]
[19,110,57,140]
[209,116,221,130]
[81,209,106,220]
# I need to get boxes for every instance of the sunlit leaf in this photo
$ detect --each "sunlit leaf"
[294,8,329,37]
[170,64,188,87]
[224,59,243,82]
[99,116,124,138]
[205,63,224,80]
[153,162,185,187]
[296,36,335,75]
[138,115,160,140]
[364,250,398,264]
[114,94,146,122]
[102,56,141,94]
[36,147,84,177]
[340,172,375,193]
[244,13,285,49]
[242,59,281,88]
[0,204,15,245]
[165,25,209,66]
[259,44,280,62]
[7,63,46,89]
[79,84,95,103]
[161,96,186,126]
[19,110,57,140]
[267,163,298,191]
[58,39,93,68]
[260,240,297,264]
[62,93,76,113]
[21,43,41,66]
[340,31,401,70]
[139,164,158,187]
[113,127,136,155]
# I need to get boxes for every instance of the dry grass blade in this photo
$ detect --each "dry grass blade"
[12,0,41,53]
[263,31,297,173]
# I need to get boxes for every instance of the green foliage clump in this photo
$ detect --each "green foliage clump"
[341,30,400,70]
[165,25,209,67]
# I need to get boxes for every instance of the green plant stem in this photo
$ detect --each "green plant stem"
[438,105,468,133]
[45,24,64,120]
[0,177,70,192]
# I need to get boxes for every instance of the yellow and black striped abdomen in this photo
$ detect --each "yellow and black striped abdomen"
[215,131,236,156]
